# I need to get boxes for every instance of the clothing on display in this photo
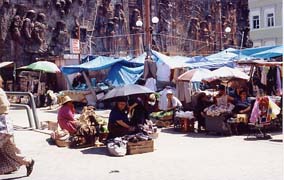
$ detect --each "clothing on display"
[143,60,157,79]
[253,66,282,96]
[144,78,157,91]
[156,62,171,82]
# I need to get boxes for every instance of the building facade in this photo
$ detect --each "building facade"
[248,0,283,47]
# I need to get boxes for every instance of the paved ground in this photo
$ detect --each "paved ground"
[1,108,283,180]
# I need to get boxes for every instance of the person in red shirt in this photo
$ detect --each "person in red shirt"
[57,96,80,134]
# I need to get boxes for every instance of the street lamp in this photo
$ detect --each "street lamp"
[136,0,159,57]
[224,26,245,58]
[151,16,159,24]
[225,27,231,33]
[136,16,159,57]
[136,20,143,27]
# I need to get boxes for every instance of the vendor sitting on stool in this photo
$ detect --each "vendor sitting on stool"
[233,90,251,115]
[159,90,182,124]
[159,90,182,111]
[108,97,135,139]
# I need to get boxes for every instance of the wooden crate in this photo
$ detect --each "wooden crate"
[127,140,154,155]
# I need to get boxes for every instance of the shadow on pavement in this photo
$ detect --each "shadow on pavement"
[45,138,56,146]
[244,131,282,142]
[13,125,33,131]
[80,146,109,156]
[161,127,225,138]
[1,175,26,180]
[39,108,59,114]
[185,132,227,139]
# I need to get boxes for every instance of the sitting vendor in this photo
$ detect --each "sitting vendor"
[214,85,234,106]
[233,90,251,114]
[159,90,182,111]
[57,96,80,134]
[194,93,212,132]
[108,97,135,139]
[72,72,86,89]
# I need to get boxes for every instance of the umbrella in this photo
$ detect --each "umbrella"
[26,61,60,73]
[203,66,249,81]
[103,84,154,100]
[177,68,214,82]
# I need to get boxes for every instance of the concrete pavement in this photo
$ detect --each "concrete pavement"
[1,108,283,180]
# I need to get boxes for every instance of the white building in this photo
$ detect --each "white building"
[248,0,283,47]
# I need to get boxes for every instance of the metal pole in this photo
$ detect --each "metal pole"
[78,25,81,64]
[10,103,34,128]
[239,31,245,58]
[145,0,151,57]
[82,71,97,103]
[219,6,223,51]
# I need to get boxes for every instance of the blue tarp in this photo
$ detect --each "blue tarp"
[105,63,144,87]
[61,56,124,74]
[232,45,279,56]
[150,49,250,69]
[182,48,247,69]
[250,45,283,59]
[61,55,144,87]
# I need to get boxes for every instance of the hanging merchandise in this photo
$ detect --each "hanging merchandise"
[249,96,281,123]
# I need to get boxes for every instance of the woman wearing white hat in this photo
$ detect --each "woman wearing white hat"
[57,96,80,134]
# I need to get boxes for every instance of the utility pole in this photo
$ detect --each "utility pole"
[145,0,151,57]
[219,4,223,51]
[78,25,81,64]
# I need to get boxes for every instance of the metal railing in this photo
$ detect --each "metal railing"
[5,91,39,129]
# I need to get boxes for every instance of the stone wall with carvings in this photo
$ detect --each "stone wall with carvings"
[0,0,250,66]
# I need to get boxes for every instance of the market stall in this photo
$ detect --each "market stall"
[60,56,144,105]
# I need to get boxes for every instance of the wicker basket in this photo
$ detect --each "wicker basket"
[155,120,171,128]
[55,139,70,147]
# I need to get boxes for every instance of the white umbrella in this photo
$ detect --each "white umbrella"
[178,68,214,82]
[203,66,249,81]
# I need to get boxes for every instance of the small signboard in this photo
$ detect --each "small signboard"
[70,38,80,54]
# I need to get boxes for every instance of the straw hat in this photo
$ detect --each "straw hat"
[61,96,73,105]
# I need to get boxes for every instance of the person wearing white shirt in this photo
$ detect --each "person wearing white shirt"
[159,90,182,111]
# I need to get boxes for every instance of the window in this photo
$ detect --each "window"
[264,7,275,28]
[253,15,260,29]
[250,9,261,30]
[267,13,274,27]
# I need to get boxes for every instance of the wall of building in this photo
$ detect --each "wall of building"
[248,0,283,47]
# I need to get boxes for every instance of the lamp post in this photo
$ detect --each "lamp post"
[224,27,245,58]
[136,0,159,57]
